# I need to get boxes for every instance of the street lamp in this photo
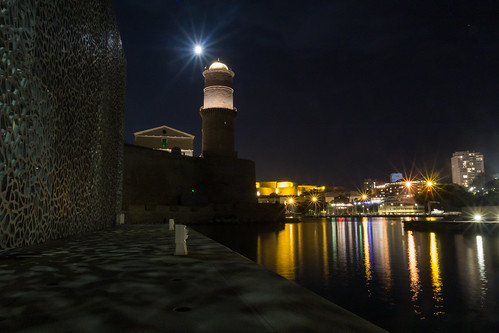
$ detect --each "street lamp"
[311,196,318,216]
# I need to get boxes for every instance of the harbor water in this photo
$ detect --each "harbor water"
[194,217,499,332]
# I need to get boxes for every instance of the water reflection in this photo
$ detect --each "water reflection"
[362,219,373,285]
[196,217,498,331]
[407,231,421,314]
[430,232,444,315]
[256,223,297,280]
[476,235,487,305]
[322,222,329,283]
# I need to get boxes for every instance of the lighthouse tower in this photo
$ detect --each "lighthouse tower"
[200,61,237,157]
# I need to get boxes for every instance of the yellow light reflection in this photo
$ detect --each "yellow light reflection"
[256,224,297,280]
[430,232,444,315]
[275,223,296,280]
[322,222,329,283]
[362,219,372,283]
[381,220,392,292]
[407,231,421,314]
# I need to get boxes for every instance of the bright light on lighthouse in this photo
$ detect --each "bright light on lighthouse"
[194,45,203,55]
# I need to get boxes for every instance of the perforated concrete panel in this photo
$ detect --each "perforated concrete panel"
[0,0,126,249]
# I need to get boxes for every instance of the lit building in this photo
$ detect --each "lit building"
[451,151,485,188]
[375,180,426,215]
[256,181,297,197]
[378,203,424,215]
[134,125,194,156]
[298,185,326,195]
[255,181,326,203]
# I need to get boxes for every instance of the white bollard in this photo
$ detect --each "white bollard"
[169,218,175,231]
[174,224,189,255]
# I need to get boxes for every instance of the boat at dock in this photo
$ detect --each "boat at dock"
[403,219,499,234]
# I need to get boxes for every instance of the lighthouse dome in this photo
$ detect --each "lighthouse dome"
[209,61,229,70]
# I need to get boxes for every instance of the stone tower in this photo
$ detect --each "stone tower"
[200,61,237,157]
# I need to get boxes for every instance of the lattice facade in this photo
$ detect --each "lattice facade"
[0,0,126,249]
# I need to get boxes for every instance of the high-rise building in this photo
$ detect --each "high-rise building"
[200,61,237,157]
[451,151,485,187]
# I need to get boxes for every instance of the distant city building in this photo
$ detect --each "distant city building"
[451,151,484,187]
[255,181,326,203]
[390,173,403,183]
[378,180,424,204]
[256,181,297,197]
[375,180,426,215]
[134,125,194,156]
[362,178,377,194]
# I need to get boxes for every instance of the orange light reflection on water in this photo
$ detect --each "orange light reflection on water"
[322,222,329,283]
[407,231,421,314]
[257,223,297,280]
[430,232,444,315]
[362,219,372,283]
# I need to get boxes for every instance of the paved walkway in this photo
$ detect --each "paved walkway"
[0,225,386,332]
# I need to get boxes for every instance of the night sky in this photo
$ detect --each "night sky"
[113,0,499,188]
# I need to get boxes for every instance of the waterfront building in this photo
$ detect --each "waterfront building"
[378,203,424,215]
[451,151,485,188]
[298,185,326,195]
[256,181,326,198]
[256,181,297,197]
[200,61,237,157]
[134,125,194,156]
[376,180,426,214]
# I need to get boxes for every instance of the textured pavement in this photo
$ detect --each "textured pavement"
[0,225,386,332]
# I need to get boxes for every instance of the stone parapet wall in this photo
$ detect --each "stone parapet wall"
[122,145,282,223]
[124,203,283,225]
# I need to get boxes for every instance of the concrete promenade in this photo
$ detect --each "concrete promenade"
[0,225,386,332]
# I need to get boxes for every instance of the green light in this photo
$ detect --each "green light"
[162,138,167,147]
[191,189,195,193]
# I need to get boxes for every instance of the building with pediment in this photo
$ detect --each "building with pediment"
[134,125,194,156]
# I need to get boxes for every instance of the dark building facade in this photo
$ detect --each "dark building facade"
[122,144,266,224]
[0,1,126,249]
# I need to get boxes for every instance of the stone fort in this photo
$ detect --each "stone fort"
[1,2,278,249]
[123,61,279,224]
